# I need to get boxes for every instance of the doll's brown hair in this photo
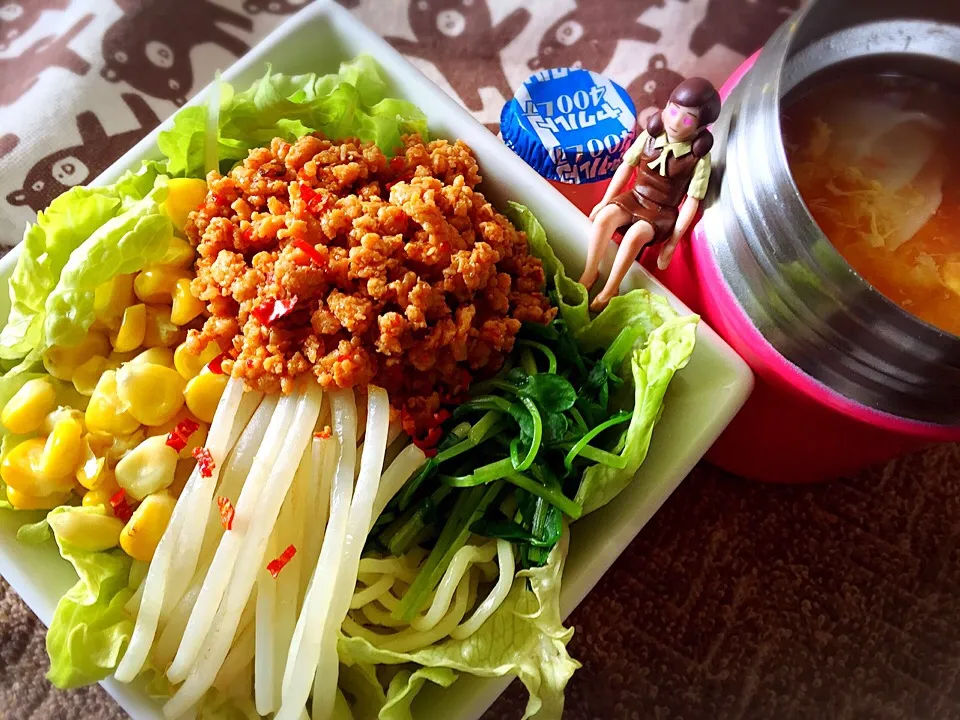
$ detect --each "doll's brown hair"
[646,77,720,158]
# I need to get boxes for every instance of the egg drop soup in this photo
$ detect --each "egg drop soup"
[783,73,960,336]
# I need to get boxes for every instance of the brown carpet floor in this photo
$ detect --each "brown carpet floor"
[3,445,960,719]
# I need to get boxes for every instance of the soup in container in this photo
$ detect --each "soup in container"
[500,68,637,216]
[655,0,960,482]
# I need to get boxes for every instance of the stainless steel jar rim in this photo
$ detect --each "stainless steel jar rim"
[701,0,960,426]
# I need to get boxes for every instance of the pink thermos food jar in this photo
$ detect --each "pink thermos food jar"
[652,0,960,482]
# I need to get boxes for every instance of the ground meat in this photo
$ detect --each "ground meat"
[185,133,556,424]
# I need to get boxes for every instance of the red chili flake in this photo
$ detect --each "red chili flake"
[299,182,317,204]
[251,296,298,327]
[207,353,227,375]
[298,183,334,215]
[213,193,230,208]
[309,194,334,215]
[241,226,254,243]
[193,447,216,478]
[428,410,451,428]
[412,425,444,454]
[292,238,325,267]
[389,156,406,173]
[314,426,332,440]
[217,496,235,531]
[109,489,133,523]
[266,544,297,578]
[166,418,200,452]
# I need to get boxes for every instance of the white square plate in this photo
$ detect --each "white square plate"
[0,2,752,718]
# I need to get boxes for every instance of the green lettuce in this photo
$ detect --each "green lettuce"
[0,165,172,361]
[339,537,578,720]
[505,202,590,334]
[0,188,120,359]
[159,55,428,179]
[43,179,171,349]
[508,200,699,514]
[576,315,698,513]
[45,507,134,689]
[381,667,458,720]
[336,662,457,720]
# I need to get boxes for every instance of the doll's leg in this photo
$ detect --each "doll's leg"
[590,220,655,312]
[579,204,632,290]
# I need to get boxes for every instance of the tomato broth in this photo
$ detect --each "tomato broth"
[783,73,960,336]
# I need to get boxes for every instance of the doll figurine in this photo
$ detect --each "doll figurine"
[579,77,721,311]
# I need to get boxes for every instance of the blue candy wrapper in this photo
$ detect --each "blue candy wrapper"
[500,68,637,185]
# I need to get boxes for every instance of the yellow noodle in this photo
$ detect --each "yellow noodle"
[350,575,396,609]
[451,539,515,640]
[357,602,409,629]
[410,543,496,632]
[342,573,471,653]
[358,557,419,584]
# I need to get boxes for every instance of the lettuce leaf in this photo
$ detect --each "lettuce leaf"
[337,661,457,720]
[575,315,698,514]
[505,202,589,334]
[506,200,698,514]
[159,55,428,179]
[16,515,53,544]
[43,179,171,349]
[339,536,578,720]
[381,667,457,720]
[0,165,171,362]
[0,188,120,359]
[45,507,134,690]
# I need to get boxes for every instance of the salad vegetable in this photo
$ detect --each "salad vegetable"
[0,55,698,720]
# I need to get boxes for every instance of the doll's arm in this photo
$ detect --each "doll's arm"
[589,131,647,218]
[672,196,700,240]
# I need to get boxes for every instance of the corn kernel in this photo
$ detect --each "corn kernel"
[130,347,175,368]
[174,341,223,381]
[38,413,83,480]
[171,278,205,326]
[93,274,136,331]
[120,490,177,562]
[1,437,75,497]
[144,305,183,349]
[134,266,193,304]
[47,510,125,552]
[115,363,185,427]
[115,435,179,500]
[184,370,228,424]
[40,407,85,435]
[108,350,139,365]
[1,377,57,435]
[6,485,71,511]
[81,470,121,510]
[165,178,209,231]
[161,237,196,269]
[72,355,110,396]
[75,437,106,490]
[85,370,140,436]
[43,332,111,381]
[146,410,208,460]
[87,429,144,468]
[110,304,147,353]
